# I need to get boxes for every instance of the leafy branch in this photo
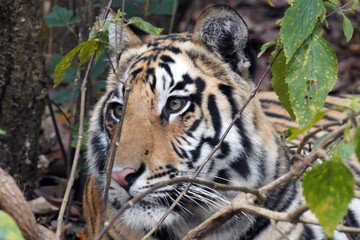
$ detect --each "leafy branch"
[55,0,116,236]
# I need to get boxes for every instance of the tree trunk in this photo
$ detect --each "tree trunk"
[0,0,48,197]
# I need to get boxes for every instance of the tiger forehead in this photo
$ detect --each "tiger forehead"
[132,33,192,66]
[127,35,232,84]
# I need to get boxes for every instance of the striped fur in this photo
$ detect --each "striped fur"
[84,5,360,240]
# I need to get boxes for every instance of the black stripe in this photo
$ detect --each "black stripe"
[218,84,253,157]
[188,117,202,132]
[322,114,339,122]
[263,111,293,121]
[100,91,114,132]
[146,68,156,93]
[230,152,250,179]
[171,141,184,158]
[299,225,315,240]
[239,217,270,240]
[159,63,173,80]
[167,46,181,54]
[131,67,143,78]
[152,226,179,240]
[208,94,221,141]
[92,134,108,173]
[214,169,229,184]
[106,232,115,240]
[172,73,193,92]
[217,141,230,159]
[259,98,283,106]
[344,209,360,239]
[190,139,203,163]
[160,55,175,63]
[192,77,206,106]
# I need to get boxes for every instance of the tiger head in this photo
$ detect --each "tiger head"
[87,5,287,239]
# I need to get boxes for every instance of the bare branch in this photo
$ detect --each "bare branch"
[296,117,349,154]
[184,194,360,240]
[0,167,58,240]
[56,54,95,237]
[183,119,357,238]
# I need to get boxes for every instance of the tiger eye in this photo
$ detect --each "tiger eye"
[169,99,184,111]
[113,104,122,118]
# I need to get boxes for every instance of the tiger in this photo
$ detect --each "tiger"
[83,5,360,240]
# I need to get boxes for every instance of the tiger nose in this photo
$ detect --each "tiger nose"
[111,168,136,189]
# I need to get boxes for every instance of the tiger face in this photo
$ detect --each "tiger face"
[85,5,293,239]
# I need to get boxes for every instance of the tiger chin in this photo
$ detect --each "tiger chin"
[83,5,360,240]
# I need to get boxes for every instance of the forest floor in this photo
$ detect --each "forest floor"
[29,0,360,239]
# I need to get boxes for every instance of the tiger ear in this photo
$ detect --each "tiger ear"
[107,10,148,52]
[193,5,252,77]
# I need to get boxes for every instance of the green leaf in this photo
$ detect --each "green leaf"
[89,19,111,42]
[286,26,338,126]
[78,41,99,66]
[324,1,337,11]
[127,17,162,36]
[45,5,80,27]
[336,141,355,160]
[280,0,324,63]
[53,40,102,87]
[271,49,296,120]
[268,0,275,7]
[303,161,355,237]
[0,210,25,240]
[342,15,354,42]
[354,125,360,161]
[0,129,6,135]
[329,0,339,5]
[288,111,327,141]
[258,41,276,58]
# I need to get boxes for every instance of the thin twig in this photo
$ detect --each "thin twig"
[142,47,284,240]
[56,54,95,237]
[100,0,126,230]
[49,99,71,124]
[296,117,349,154]
[47,96,69,177]
[129,0,145,19]
[185,0,197,31]
[169,0,178,34]
[326,1,354,18]
[144,0,151,19]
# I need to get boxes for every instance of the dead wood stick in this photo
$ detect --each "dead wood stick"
[0,167,58,240]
